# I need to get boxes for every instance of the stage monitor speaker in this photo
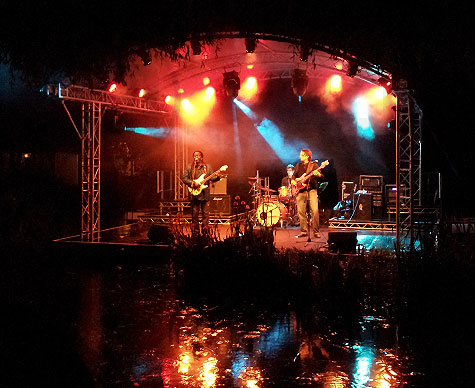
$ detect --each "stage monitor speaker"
[147,225,173,244]
[328,231,357,253]
[210,194,231,215]
[210,177,227,195]
[353,193,372,221]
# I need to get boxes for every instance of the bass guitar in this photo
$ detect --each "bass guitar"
[291,160,329,196]
[188,165,228,196]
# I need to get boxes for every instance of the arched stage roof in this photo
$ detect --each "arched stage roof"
[120,32,392,101]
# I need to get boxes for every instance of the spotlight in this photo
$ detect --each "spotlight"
[291,69,309,98]
[108,83,118,93]
[245,38,257,53]
[191,40,201,55]
[223,70,240,98]
[378,77,392,94]
[346,60,359,77]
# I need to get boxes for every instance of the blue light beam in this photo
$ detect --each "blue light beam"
[124,127,170,138]
[233,99,308,164]
[353,98,375,140]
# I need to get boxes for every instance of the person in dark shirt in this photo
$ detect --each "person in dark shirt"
[182,151,223,233]
[291,149,323,239]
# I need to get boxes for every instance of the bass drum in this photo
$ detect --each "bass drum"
[256,201,288,227]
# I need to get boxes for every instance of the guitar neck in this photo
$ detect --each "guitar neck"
[202,170,219,184]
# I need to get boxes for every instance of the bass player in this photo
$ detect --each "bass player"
[291,149,328,239]
[182,151,226,234]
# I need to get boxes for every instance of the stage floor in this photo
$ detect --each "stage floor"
[57,220,398,252]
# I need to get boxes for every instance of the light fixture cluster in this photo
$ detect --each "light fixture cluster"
[223,70,241,98]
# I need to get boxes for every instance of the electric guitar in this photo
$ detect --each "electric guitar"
[291,160,329,196]
[188,165,228,196]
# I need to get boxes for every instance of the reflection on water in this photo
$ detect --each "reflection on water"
[76,264,418,387]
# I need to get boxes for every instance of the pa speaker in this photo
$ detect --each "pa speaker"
[210,194,231,215]
[147,225,173,244]
[328,231,357,254]
[353,193,372,221]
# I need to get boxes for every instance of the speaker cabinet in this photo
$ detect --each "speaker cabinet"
[210,194,231,215]
[210,177,227,195]
[328,231,357,253]
[353,193,372,221]
[341,181,356,202]
[148,225,173,244]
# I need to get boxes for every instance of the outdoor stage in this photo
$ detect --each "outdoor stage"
[56,211,398,253]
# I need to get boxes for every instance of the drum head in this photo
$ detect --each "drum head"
[278,186,289,197]
[256,202,282,227]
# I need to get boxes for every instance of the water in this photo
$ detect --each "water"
[6,243,474,387]
[71,261,418,387]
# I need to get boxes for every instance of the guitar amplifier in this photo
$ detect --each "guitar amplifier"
[210,177,227,195]
[352,193,372,221]
[210,194,231,215]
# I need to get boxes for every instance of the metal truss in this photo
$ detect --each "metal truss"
[328,220,396,231]
[155,45,388,95]
[394,88,423,251]
[138,214,244,225]
[174,121,189,200]
[81,102,101,241]
[44,84,171,114]
[43,84,173,241]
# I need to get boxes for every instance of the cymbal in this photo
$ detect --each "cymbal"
[256,185,277,193]
[248,176,263,180]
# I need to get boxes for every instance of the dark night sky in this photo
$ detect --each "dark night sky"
[1,2,475,214]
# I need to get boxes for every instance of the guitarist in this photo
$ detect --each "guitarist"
[292,149,324,239]
[182,151,222,234]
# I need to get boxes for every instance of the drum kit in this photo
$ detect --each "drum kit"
[248,175,298,228]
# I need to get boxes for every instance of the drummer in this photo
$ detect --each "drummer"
[280,164,294,190]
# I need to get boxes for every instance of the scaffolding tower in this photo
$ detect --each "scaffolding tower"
[43,84,174,241]
[394,85,439,251]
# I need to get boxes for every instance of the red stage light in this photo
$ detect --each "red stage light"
[330,75,342,92]
[138,89,146,98]
[108,83,117,93]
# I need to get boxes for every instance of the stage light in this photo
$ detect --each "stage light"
[247,64,254,69]
[291,69,308,98]
[138,88,146,98]
[245,38,257,53]
[347,60,359,77]
[108,83,117,93]
[374,87,387,99]
[378,77,392,94]
[223,70,240,98]
[203,77,210,86]
[245,77,257,90]
[335,62,343,70]
[203,87,215,101]
[164,95,173,105]
[387,119,396,130]
[181,98,194,114]
[330,75,342,92]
